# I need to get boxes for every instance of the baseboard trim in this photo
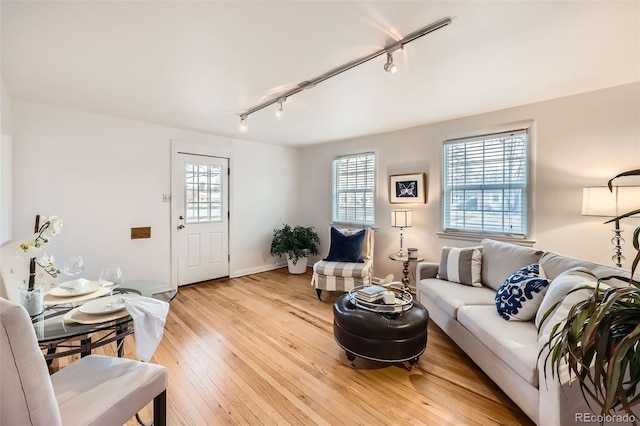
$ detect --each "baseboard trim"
[231,261,290,278]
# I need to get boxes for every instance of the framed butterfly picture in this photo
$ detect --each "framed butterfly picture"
[389,173,426,204]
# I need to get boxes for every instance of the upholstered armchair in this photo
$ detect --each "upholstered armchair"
[0,297,168,426]
[311,227,374,300]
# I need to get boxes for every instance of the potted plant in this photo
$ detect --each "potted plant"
[541,169,640,419]
[16,215,63,315]
[270,224,320,274]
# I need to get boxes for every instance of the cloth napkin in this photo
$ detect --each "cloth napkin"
[123,296,170,362]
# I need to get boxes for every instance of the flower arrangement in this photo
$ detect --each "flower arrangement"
[16,215,63,291]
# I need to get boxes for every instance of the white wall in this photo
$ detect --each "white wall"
[0,79,11,135]
[10,83,639,287]
[228,139,302,275]
[300,82,640,281]
[11,101,300,283]
[0,78,13,243]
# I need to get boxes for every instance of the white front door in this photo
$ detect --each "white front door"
[174,153,229,286]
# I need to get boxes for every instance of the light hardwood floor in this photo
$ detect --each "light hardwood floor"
[57,268,534,425]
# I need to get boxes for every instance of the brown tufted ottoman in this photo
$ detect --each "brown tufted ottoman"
[332,293,429,369]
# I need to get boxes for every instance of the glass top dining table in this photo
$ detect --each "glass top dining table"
[33,280,177,361]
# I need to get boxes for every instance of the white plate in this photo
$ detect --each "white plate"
[49,280,101,298]
[79,294,138,315]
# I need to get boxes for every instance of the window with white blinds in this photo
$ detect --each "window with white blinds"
[332,152,376,226]
[443,129,529,236]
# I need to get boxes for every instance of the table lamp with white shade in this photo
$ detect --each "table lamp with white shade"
[391,209,412,257]
[582,186,640,267]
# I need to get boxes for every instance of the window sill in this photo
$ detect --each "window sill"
[436,231,536,247]
[331,222,378,230]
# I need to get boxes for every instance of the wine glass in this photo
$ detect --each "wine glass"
[62,256,85,291]
[99,267,124,296]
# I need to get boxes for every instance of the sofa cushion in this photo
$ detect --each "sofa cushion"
[539,251,633,283]
[437,246,482,287]
[457,305,539,387]
[495,263,550,321]
[418,278,496,319]
[313,260,371,278]
[324,227,365,263]
[480,239,544,291]
[535,267,600,335]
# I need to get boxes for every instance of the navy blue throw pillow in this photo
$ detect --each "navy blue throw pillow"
[324,227,365,263]
[495,263,550,321]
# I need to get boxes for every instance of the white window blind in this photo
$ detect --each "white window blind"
[332,152,376,226]
[443,130,528,236]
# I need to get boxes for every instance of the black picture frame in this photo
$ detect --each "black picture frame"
[389,173,426,204]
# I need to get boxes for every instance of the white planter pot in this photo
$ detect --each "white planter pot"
[287,256,308,274]
[19,283,45,316]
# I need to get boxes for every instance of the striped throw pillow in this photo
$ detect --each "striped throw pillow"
[437,246,483,287]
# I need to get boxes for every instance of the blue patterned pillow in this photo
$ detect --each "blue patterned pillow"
[495,263,550,321]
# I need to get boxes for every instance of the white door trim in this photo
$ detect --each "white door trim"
[170,139,233,287]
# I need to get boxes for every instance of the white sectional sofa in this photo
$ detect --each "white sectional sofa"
[416,239,638,426]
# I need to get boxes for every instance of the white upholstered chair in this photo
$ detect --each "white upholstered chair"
[0,297,168,426]
[311,227,374,300]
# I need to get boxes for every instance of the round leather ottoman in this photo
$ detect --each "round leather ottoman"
[333,293,429,369]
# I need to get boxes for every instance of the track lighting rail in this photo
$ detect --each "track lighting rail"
[238,17,452,128]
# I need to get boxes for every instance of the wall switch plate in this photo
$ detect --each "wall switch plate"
[162,194,171,202]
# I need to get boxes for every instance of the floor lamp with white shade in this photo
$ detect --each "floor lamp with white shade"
[582,186,640,267]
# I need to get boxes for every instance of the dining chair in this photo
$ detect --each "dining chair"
[0,297,168,426]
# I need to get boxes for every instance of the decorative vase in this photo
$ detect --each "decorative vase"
[19,283,45,316]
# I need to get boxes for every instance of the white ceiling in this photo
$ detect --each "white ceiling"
[2,1,639,148]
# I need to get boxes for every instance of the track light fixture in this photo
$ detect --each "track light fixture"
[275,98,285,118]
[238,17,452,130]
[383,52,398,74]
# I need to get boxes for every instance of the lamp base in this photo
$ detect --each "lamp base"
[397,227,405,258]
[611,227,625,268]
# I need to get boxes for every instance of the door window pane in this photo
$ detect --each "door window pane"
[185,163,223,223]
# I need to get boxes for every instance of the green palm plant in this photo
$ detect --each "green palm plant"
[540,169,640,421]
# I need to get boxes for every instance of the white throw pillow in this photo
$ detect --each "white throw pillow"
[437,246,483,287]
[495,263,550,321]
[535,267,601,335]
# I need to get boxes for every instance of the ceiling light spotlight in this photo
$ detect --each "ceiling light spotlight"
[275,98,284,118]
[239,115,248,132]
[383,52,398,74]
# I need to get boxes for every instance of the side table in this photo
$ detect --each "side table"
[389,254,424,291]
